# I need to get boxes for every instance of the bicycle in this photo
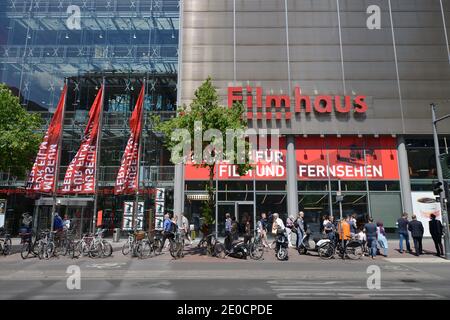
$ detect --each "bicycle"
[35,230,55,260]
[248,231,264,260]
[169,230,185,259]
[122,229,148,258]
[19,230,41,259]
[198,233,225,258]
[319,234,363,260]
[73,229,112,258]
[0,227,12,256]
[148,229,164,254]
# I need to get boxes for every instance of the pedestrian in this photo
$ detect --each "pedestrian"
[408,215,424,256]
[322,215,330,234]
[364,217,378,259]
[350,213,358,235]
[159,213,174,253]
[244,216,252,245]
[396,212,412,254]
[181,213,192,245]
[257,213,269,248]
[294,211,305,249]
[323,215,336,242]
[53,212,63,232]
[338,215,351,247]
[376,221,388,257]
[224,213,232,250]
[286,215,295,248]
[63,214,71,231]
[356,227,367,251]
[429,214,444,257]
[20,212,32,232]
[271,213,285,235]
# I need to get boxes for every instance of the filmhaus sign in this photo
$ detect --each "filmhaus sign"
[228,86,368,119]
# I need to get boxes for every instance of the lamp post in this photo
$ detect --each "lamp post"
[431,103,450,260]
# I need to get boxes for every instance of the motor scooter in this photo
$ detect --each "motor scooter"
[297,231,331,256]
[275,229,289,261]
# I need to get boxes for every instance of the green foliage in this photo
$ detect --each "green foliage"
[154,77,252,223]
[0,83,43,177]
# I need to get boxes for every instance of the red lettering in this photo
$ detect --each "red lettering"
[228,87,243,107]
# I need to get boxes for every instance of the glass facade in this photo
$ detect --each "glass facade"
[0,0,179,235]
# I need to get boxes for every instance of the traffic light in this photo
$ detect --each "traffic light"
[433,181,443,198]
[433,181,450,200]
[444,181,450,201]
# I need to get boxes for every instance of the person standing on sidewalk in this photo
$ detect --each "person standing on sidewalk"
[294,211,305,249]
[286,215,295,248]
[408,215,424,256]
[364,217,378,259]
[257,213,269,248]
[181,213,192,245]
[338,215,351,247]
[159,214,173,253]
[377,221,388,257]
[429,214,444,257]
[324,215,336,242]
[244,217,252,245]
[396,213,411,254]
[224,213,232,250]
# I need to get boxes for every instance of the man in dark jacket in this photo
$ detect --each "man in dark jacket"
[408,215,424,256]
[396,213,411,253]
[429,214,443,256]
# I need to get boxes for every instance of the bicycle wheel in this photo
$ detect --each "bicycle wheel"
[89,242,101,258]
[102,241,113,257]
[249,243,264,260]
[72,241,82,259]
[345,242,363,260]
[122,242,131,256]
[213,242,226,259]
[21,243,31,259]
[44,242,54,260]
[3,238,12,255]
[139,240,152,259]
[318,243,335,260]
[169,240,179,259]
[154,238,163,253]
[276,248,288,261]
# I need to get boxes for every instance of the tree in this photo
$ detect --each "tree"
[0,83,43,178]
[155,77,251,231]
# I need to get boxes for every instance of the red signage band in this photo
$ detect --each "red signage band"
[228,86,368,120]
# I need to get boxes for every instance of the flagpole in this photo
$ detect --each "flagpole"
[133,78,146,230]
[50,78,68,232]
[92,77,106,234]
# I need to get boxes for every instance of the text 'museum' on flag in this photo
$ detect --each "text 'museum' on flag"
[26,85,67,194]
[61,86,103,194]
[114,85,145,195]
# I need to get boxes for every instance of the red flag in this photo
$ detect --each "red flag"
[61,87,103,194]
[26,85,67,194]
[114,85,145,195]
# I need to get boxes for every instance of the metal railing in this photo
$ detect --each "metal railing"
[0,165,175,187]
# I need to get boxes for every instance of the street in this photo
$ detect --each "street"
[0,239,449,300]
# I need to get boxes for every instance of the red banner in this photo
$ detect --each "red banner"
[26,85,67,194]
[61,87,103,194]
[114,85,145,194]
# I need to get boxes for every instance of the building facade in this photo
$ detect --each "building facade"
[0,0,179,235]
[177,0,450,234]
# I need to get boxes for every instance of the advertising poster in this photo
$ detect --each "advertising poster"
[411,192,442,237]
[122,201,144,230]
[0,199,6,228]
